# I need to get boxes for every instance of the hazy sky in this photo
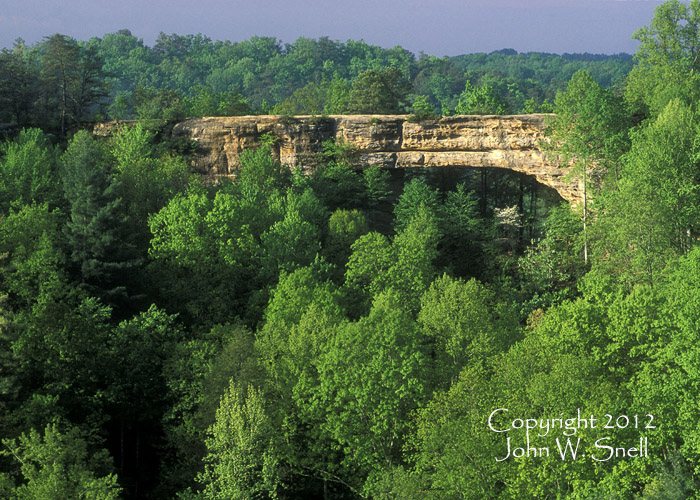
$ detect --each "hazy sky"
[0,0,668,56]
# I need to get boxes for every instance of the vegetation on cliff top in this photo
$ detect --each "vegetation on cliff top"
[1,30,632,135]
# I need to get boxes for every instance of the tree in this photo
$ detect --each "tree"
[109,123,194,248]
[0,128,61,213]
[314,289,429,487]
[0,275,19,445]
[12,294,114,429]
[42,34,80,135]
[440,183,485,277]
[518,204,586,310]
[0,203,66,310]
[363,165,391,208]
[259,209,321,280]
[344,231,394,316]
[633,0,700,71]
[0,40,41,125]
[253,264,354,496]
[147,188,246,327]
[309,139,365,210]
[69,44,110,126]
[107,305,183,495]
[325,209,369,269]
[593,99,700,288]
[41,34,109,133]
[388,205,441,314]
[550,70,628,263]
[1,424,121,500]
[408,94,438,121]
[235,139,290,195]
[62,130,135,303]
[344,203,440,316]
[185,86,253,117]
[455,80,509,115]
[418,275,517,385]
[197,383,281,500]
[402,365,505,500]
[132,86,186,123]
[393,178,441,232]
[625,0,700,118]
[346,68,410,114]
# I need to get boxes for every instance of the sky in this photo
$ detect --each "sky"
[0,0,669,56]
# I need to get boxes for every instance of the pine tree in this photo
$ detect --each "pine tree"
[61,130,137,305]
[42,34,80,136]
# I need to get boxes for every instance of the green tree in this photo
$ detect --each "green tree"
[0,203,66,310]
[259,209,321,280]
[344,231,394,316]
[110,123,193,248]
[345,204,440,316]
[197,383,281,500]
[388,206,441,314]
[309,139,365,210]
[132,86,186,123]
[346,68,410,114]
[314,289,428,488]
[518,204,586,311]
[325,209,369,270]
[41,34,80,135]
[408,94,438,121]
[68,44,110,126]
[107,305,183,493]
[0,128,61,213]
[593,99,700,288]
[0,40,41,125]
[418,275,517,385]
[147,189,245,327]
[393,178,441,232]
[1,424,121,500]
[161,323,263,494]
[362,165,391,208]
[455,80,509,115]
[12,294,114,429]
[625,0,700,117]
[62,130,136,303]
[440,183,485,276]
[0,274,19,445]
[550,70,628,263]
[402,365,504,500]
[41,34,108,134]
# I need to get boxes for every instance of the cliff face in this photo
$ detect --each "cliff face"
[165,114,581,203]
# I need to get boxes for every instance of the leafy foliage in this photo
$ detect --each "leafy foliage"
[1,424,121,500]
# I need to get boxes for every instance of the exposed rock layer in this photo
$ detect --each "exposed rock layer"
[108,115,582,203]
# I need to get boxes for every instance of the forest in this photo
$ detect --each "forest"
[1,0,700,498]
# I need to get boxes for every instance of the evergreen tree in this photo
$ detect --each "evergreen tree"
[61,130,135,304]
[41,34,109,133]
[0,40,41,125]
[41,34,80,135]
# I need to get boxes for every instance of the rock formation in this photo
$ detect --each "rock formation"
[101,115,582,203]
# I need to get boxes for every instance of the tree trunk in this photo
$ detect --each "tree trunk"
[518,174,524,245]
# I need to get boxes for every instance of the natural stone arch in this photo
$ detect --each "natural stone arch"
[101,114,582,204]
